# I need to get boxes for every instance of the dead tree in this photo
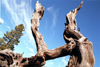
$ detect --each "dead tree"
[64,1,95,67]
[0,1,95,67]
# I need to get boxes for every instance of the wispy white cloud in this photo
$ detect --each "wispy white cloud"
[45,20,48,29]
[58,62,61,67]
[26,47,34,53]
[52,11,57,29]
[2,0,34,42]
[47,6,59,30]
[0,31,3,34]
[47,6,59,39]
[62,57,69,66]
[50,31,55,40]
[6,26,11,30]
[26,47,35,56]
[47,6,53,12]
[2,0,36,54]
[49,62,53,65]
[29,53,34,56]
[0,18,4,23]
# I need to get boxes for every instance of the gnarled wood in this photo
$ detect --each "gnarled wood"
[0,1,76,67]
[30,1,76,66]
[64,1,83,44]
[0,1,95,67]
[64,1,95,67]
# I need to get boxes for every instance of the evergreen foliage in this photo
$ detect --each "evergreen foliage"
[0,24,25,51]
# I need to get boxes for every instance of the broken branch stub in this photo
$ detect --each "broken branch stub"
[65,1,83,30]
[64,1,83,44]
[31,1,76,66]
[0,1,76,67]
[64,1,95,67]
[0,1,95,67]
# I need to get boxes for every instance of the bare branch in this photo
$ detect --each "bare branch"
[0,1,95,67]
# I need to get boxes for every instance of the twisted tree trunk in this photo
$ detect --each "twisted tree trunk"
[64,1,95,67]
[0,1,95,67]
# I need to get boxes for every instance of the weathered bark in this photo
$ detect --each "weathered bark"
[64,1,95,67]
[64,1,83,44]
[0,1,95,67]
[30,1,76,66]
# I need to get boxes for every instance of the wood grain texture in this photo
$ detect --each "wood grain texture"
[0,1,95,67]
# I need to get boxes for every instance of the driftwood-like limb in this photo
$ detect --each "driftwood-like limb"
[65,1,83,30]
[31,1,47,66]
[0,1,76,67]
[44,43,76,60]
[72,1,83,20]
[66,38,95,67]
[0,49,24,67]
[30,1,76,66]
[64,1,95,67]
[0,1,95,67]
[64,1,83,44]
[63,26,84,43]
[0,38,76,67]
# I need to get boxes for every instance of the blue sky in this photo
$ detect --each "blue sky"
[0,0,100,67]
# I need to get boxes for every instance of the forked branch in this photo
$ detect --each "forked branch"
[0,1,95,67]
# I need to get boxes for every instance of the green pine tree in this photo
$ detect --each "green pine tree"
[0,24,25,51]
[0,38,8,50]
